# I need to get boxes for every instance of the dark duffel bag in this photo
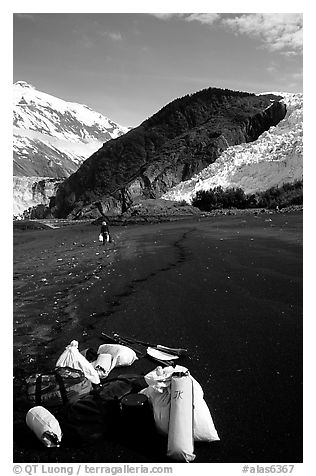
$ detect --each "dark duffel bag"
[98,374,146,402]
[60,374,147,444]
[26,366,93,408]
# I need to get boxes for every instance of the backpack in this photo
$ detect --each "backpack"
[60,374,147,444]
[26,366,93,408]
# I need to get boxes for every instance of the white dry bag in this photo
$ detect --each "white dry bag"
[140,365,219,442]
[167,371,196,462]
[56,340,100,385]
[93,353,113,379]
[97,343,138,373]
[26,406,62,447]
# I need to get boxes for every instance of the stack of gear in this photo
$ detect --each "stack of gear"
[20,336,219,462]
[140,365,220,462]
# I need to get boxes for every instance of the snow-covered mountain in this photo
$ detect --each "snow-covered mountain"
[162,92,302,203]
[13,81,129,177]
[13,81,129,216]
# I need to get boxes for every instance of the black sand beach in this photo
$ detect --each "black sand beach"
[13,211,303,463]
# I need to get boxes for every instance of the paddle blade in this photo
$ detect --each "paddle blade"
[157,345,188,356]
[147,347,179,361]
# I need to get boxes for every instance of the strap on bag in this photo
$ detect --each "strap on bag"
[54,369,70,405]
[35,374,42,406]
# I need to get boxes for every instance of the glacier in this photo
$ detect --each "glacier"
[13,176,63,218]
[162,92,302,203]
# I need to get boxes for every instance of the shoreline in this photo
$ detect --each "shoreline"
[13,205,303,230]
[13,210,303,462]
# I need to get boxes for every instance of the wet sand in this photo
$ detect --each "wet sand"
[13,211,303,463]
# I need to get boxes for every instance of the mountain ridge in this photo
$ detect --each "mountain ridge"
[54,87,287,219]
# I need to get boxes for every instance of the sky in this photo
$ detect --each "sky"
[12,8,303,128]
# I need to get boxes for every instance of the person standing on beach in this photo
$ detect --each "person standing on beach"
[100,220,111,245]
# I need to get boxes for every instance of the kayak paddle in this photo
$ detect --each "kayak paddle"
[101,332,175,367]
[113,333,188,357]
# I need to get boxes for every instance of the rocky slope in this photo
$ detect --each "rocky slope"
[54,88,286,219]
[162,93,302,203]
[13,81,129,216]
